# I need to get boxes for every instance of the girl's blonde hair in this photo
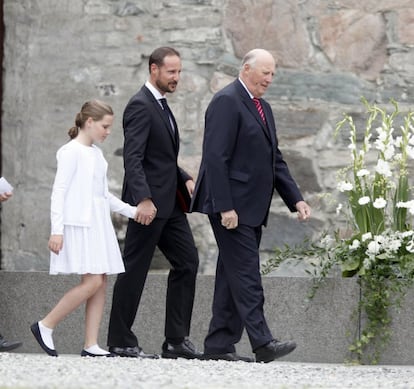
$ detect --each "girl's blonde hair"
[68,100,114,139]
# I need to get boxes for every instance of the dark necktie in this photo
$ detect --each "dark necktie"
[253,97,266,124]
[159,98,175,134]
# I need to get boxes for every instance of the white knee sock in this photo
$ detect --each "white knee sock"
[84,344,110,355]
[38,321,55,350]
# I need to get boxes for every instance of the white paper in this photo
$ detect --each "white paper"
[0,177,13,194]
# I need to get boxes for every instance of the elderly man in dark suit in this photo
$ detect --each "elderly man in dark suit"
[191,48,311,363]
[107,47,201,360]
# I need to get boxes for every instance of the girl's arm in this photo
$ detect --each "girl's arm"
[108,192,137,219]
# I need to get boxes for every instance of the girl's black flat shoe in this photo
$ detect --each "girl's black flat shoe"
[30,322,58,357]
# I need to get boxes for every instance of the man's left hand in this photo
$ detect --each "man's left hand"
[296,200,311,221]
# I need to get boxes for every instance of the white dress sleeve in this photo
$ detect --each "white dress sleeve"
[50,147,77,235]
[108,192,137,219]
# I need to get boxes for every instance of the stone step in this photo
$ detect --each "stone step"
[1,272,412,364]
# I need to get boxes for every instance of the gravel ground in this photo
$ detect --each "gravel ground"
[1,353,414,389]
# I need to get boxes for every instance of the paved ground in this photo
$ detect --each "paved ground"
[1,353,414,389]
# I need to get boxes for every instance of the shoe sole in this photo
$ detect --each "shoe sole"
[109,350,160,359]
[81,350,116,357]
[201,354,254,362]
[161,352,200,360]
[110,352,138,358]
[0,342,22,352]
[256,344,296,363]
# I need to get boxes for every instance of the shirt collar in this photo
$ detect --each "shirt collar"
[238,77,254,99]
[145,80,165,101]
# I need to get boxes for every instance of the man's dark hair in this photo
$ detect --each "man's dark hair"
[148,47,180,73]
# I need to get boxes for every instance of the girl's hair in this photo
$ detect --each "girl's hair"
[68,99,114,139]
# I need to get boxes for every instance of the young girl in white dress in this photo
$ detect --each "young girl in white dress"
[31,100,137,357]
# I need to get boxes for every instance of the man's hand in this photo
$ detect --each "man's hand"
[296,200,311,221]
[135,198,157,225]
[221,209,238,230]
[0,192,12,202]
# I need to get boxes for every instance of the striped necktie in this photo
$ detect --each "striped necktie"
[253,97,266,124]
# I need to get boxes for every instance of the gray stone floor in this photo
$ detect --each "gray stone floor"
[1,353,414,389]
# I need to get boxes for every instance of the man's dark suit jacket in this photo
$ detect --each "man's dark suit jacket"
[191,79,303,226]
[121,85,191,215]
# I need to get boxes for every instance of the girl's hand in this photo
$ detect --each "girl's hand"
[48,234,63,254]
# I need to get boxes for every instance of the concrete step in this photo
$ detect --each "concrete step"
[1,272,412,364]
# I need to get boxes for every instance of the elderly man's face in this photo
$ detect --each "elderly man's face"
[243,55,275,98]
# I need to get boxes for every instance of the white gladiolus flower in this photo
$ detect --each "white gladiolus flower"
[337,181,353,192]
[395,136,403,148]
[394,153,403,162]
[397,200,414,213]
[407,145,414,159]
[375,126,386,138]
[375,139,386,152]
[349,239,360,250]
[363,257,373,269]
[375,159,392,177]
[362,232,372,242]
[357,169,370,177]
[364,140,371,152]
[406,240,414,253]
[384,145,395,160]
[388,239,401,252]
[358,196,370,205]
[336,203,343,214]
[373,197,387,209]
[367,240,381,255]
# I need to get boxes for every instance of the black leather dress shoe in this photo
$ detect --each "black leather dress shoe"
[109,346,159,359]
[30,322,58,357]
[254,339,297,363]
[201,352,254,362]
[81,349,116,357]
[0,334,22,352]
[161,338,203,359]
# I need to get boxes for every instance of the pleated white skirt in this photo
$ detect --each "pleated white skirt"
[49,197,125,275]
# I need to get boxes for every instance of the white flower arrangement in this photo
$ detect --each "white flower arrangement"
[263,99,414,364]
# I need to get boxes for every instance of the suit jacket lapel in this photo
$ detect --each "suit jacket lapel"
[244,97,272,142]
[143,86,179,152]
[235,80,272,143]
[167,107,180,150]
[262,102,276,146]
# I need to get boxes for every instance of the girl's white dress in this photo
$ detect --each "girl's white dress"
[50,141,135,275]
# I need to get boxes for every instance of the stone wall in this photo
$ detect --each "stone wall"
[1,0,414,273]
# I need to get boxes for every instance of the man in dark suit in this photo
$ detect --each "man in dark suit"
[107,47,201,359]
[191,48,311,363]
